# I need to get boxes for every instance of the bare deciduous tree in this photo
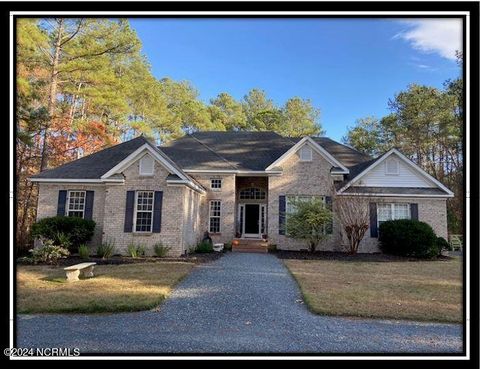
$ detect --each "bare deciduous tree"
[334,193,369,254]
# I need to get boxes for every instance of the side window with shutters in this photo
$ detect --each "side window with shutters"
[57,190,94,219]
[124,190,163,233]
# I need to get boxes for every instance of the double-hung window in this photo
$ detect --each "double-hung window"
[209,200,221,233]
[66,190,86,218]
[135,191,154,232]
[377,203,411,228]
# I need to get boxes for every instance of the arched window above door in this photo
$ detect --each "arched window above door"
[239,187,266,200]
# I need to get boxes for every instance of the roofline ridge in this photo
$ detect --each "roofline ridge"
[313,136,373,160]
[188,134,239,170]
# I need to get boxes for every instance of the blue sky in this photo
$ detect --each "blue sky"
[129,18,462,141]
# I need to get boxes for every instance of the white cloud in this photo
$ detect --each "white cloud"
[394,19,462,61]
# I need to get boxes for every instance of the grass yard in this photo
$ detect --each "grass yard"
[17,262,194,314]
[284,257,462,323]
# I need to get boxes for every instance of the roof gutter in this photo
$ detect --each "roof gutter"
[336,192,454,198]
[166,179,206,194]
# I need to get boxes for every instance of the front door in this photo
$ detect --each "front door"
[244,204,260,237]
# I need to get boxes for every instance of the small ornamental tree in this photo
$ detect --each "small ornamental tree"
[286,198,332,253]
[334,194,369,254]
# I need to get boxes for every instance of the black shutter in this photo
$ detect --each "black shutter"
[325,196,333,234]
[279,195,286,235]
[410,203,419,220]
[369,202,378,237]
[84,191,94,220]
[57,190,67,216]
[152,191,163,233]
[124,191,135,233]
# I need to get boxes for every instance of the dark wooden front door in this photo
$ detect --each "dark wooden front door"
[244,204,260,235]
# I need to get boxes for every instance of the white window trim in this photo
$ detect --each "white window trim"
[139,155,154,176]
[299,146,313,162]
[66,190,86,218]
[377,203,411,228]
[385,157,399,175]
[210,179,222,191]
[133,191,154,233]
[208,200,222,234]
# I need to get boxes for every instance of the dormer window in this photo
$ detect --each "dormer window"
[385,157,399,175]
[139,154,154,176]
[299,146,312,162]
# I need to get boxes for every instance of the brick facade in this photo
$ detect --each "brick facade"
[358,197,448,253]
[35,146,450,256]
[101,155,193,256]
[268,144,343,251]
[190,174,236,244]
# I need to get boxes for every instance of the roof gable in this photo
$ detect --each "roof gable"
[337,148,454,197]
[353,153,434,188]
[265,137,350,173]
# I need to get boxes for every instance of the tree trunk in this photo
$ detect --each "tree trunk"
[40,18,64,171]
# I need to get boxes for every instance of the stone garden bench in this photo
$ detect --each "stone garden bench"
[64,262,97,282]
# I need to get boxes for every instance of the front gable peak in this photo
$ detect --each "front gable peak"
[265,136,350,173]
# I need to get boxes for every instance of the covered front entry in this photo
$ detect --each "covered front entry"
[236,176,268,239]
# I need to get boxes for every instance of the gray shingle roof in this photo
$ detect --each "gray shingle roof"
[161,132,372,171]
[31,136,149,179]
[161,131,296,171]
[311,137,371,167]
[30,131,374,180]
[342,187,449,196]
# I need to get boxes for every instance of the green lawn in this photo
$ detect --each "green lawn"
[284,257,462,323]
[17,262,194,314]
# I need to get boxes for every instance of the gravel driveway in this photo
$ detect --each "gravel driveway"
[17,253,463,354]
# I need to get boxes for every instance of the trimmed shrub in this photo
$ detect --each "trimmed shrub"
[195,241,214,253]
[29,239,70,264]
[96,238,116,259]
[379,219,439,258]
[436,236,452,252]
[78,244,90,259]
[31,216,95,252]
[127,243,146,258]
[223,242,232,251]
[153,243,171,257]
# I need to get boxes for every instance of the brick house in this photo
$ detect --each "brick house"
[29,132,453,255]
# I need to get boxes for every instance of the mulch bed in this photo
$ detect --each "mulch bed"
[18,251,225,266]
[273,250,453,262]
